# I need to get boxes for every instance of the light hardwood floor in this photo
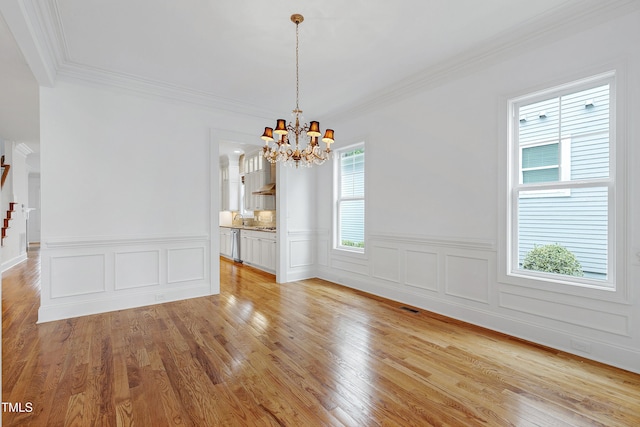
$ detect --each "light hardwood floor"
[3,249,640,426]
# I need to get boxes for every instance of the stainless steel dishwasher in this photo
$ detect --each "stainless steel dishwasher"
[230,227,242,263]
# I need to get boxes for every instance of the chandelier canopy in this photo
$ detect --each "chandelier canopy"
[260,14,334,168]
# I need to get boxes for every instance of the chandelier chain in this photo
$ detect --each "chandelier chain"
[295,20,299,111]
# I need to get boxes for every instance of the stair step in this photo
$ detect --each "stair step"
[2,201,18,245]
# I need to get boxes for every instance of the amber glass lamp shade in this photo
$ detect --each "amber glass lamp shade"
[274,119,288,135]
[307,121,321,137]
[322,129,335,144]
[261,127,274,142]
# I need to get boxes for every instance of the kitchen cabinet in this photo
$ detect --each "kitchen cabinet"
[241,229,276,273]
[243,151,275,211]
[220,155,240,211]
[220,227,232,258]
[241,233,251,262]
[261,237,276,271]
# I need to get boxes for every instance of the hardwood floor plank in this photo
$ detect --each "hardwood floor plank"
[3,250,640,426]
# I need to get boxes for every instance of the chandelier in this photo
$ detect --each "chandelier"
[260,14,334,168]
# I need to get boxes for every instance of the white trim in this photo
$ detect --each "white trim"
[370,232,496,251]
[1,253,28,273]
[43,234,209,249]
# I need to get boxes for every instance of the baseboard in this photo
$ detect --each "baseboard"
[37,284,213,323]
[1,253,27,273]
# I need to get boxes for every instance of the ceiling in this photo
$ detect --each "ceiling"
[0,0,626,155]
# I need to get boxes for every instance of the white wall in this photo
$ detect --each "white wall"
[38,79,260,322]
[27,172,40,243]
[276,163,317,283]
[1,141,30,271]
[315,10,640,373]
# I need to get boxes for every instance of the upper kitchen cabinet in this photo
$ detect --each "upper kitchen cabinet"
[243,150,275,211]
[220,154,241,211]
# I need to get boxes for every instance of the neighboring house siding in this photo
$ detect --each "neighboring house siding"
[518,85,609,278]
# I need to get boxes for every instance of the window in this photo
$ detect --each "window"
[508,73,614,288]
[336,144,365,252]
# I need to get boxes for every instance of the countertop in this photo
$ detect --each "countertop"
[220,225,277,233]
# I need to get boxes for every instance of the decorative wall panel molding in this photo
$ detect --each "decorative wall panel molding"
[331,257,369,276]
[499,291,630,336]
[167,247,206,284]
[404,249,438,292]
[289,239,313,268]
[371,245,399,282]
[50,254,106,298]
[444,254,490,304]
[114,250,160,290]
[39,235,211,322]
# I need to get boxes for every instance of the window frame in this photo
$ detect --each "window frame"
[334,142,365,254]
[506,72,618,291]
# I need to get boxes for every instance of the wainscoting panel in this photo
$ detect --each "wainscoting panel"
[371,245,399,282]
[500,290,629,336]
[290,239,313,268]
[115,250,160,290]
[444,254,490,304]
[331,257,369,276]
[50,254,106,298]
[39,235,211,322]
[404,249,438,292]
[167,247,206,284]
[282,230,317,282]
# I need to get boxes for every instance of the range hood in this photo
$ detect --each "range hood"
[252,162,276,195]
[252,182,276,195]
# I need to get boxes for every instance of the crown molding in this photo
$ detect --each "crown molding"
[55,61,275,119]
[0,0,57,86]
[22,0,276,119]
[14,0,640,121]
[324,0,640,122]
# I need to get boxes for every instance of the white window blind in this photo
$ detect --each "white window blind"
[336,146,365,251]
